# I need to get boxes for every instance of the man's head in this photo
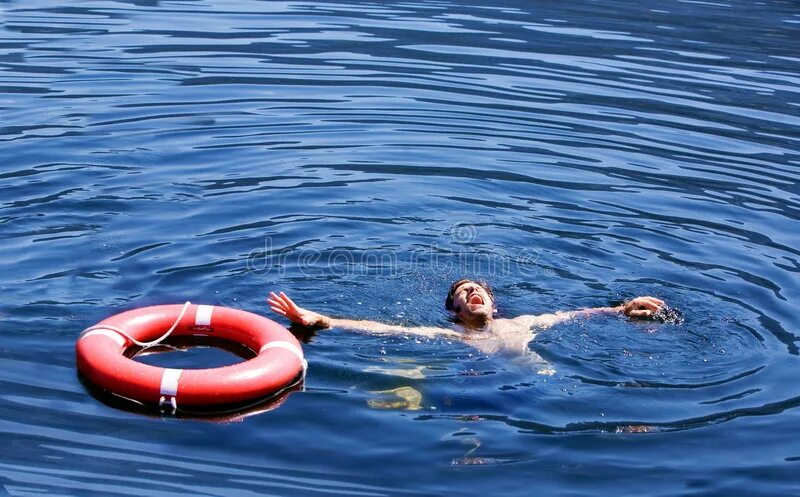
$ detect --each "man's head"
[445,279,496,326]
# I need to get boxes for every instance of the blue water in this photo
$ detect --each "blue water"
[2,0,800,495]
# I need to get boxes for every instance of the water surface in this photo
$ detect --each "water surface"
[1,0,799,495]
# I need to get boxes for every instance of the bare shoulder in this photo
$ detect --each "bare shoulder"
[503,313,565,330]
[413,325,461,339]
[487,317,536,334]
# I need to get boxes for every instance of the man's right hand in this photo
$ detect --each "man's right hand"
[267,292,331,328]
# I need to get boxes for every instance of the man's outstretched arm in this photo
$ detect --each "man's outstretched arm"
[512,296,666,329]
[267,292,459,339]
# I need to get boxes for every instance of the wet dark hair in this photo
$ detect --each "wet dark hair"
[445,279,495,311]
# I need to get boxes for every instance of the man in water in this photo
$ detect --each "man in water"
[267,279,666,357]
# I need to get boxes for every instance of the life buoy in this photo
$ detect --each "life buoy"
[76,304,306,410]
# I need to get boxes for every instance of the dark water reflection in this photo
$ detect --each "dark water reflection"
[1,0,799,495]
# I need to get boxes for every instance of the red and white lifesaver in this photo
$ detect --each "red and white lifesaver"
[76,304,306,410]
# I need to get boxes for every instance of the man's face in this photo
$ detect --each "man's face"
[450,281,495,324]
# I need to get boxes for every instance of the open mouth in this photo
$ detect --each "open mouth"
[468,294,484,306]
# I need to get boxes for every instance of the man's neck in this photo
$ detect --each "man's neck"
[459,316,493,331]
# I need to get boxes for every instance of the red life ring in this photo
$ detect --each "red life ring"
[76,304,306,409]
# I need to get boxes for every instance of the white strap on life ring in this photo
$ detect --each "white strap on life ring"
[159,368,182,414]
[195,305,213,326]
[160,368,182,397]
[259,341,308,376]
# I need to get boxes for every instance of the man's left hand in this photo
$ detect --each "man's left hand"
[622,296,665,319]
